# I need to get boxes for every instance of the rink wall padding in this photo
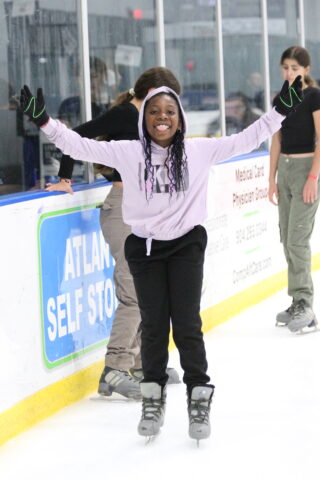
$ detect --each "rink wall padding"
[0,360,104,447]
[2,154,320,447]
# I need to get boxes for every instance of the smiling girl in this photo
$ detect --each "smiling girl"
[21,78,302,442]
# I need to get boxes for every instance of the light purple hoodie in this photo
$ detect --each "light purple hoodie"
[42,86,284,252]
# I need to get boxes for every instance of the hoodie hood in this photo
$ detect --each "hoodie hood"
[138,86,188,146]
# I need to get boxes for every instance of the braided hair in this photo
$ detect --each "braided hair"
[142,93,187,200]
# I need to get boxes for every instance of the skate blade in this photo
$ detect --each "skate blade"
[189,430,210,444]
[145,435,158,445]
[275,322,289,327]
[296,325,319,335]
[96,390,141,402]
[98,382,142,401]
[290,319,319,334]
[139,430,160,445]
[189,438,204,448]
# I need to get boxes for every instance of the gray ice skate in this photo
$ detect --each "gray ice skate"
[138,383,166,441]
[98,366,142,400]
[287,299,318,333]
[130,367,181,384]
[276,301,296,326]
[188,385,214,445]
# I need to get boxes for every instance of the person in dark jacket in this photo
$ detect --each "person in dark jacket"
[46,67,182,399]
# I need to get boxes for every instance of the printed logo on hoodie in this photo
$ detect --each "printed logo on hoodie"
[138,163,189,194]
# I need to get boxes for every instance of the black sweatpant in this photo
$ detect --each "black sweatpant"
[124,225,210,387]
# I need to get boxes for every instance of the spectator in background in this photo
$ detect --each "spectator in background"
[207,91,261,138]
[246,71,264,110]
[0,78,24,194]
[58,56,110,128]
[52,57,113,183]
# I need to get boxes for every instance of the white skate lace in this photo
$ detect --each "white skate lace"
[189,400,210,425]
[142,398,163,421]
[122,371,137,382]
[286,302,296,315]
[292,299,306,317]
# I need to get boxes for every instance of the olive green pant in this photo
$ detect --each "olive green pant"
[277,155,320,307]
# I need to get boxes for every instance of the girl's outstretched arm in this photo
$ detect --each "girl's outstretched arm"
[213,108,284,164]
[41,118,119,169]
[20,85,128,170]
[205,77,302,165]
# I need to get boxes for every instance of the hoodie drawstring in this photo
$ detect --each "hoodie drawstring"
[146,237,153,256]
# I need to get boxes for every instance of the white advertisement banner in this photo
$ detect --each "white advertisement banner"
[202,153,287,309]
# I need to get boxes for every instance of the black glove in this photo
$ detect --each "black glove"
[20,85,49,127]
[273,75,303,116]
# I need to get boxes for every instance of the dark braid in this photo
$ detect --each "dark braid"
[166,130,187,196]
[143,127,155,200]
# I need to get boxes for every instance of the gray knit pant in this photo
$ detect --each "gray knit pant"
[277,155,320,307]
[100,185,142,370]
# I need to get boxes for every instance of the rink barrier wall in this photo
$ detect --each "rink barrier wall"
[2,253,320,447]
[2,152,320,448]
[0,361,104,447]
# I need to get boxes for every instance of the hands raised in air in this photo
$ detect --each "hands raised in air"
[20,85,49,127]
[273,75,303,116]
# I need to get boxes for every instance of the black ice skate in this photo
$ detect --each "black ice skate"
[98,366,142,400]
[188,385,214,446]
[138,382,166,442]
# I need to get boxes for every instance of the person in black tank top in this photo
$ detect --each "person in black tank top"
[268,46,320,333]
[45,68,182,398]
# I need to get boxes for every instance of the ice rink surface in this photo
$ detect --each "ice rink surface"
[1,272,320,480]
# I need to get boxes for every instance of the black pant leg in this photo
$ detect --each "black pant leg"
[125,234,170,386]
[168,226,210,386]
